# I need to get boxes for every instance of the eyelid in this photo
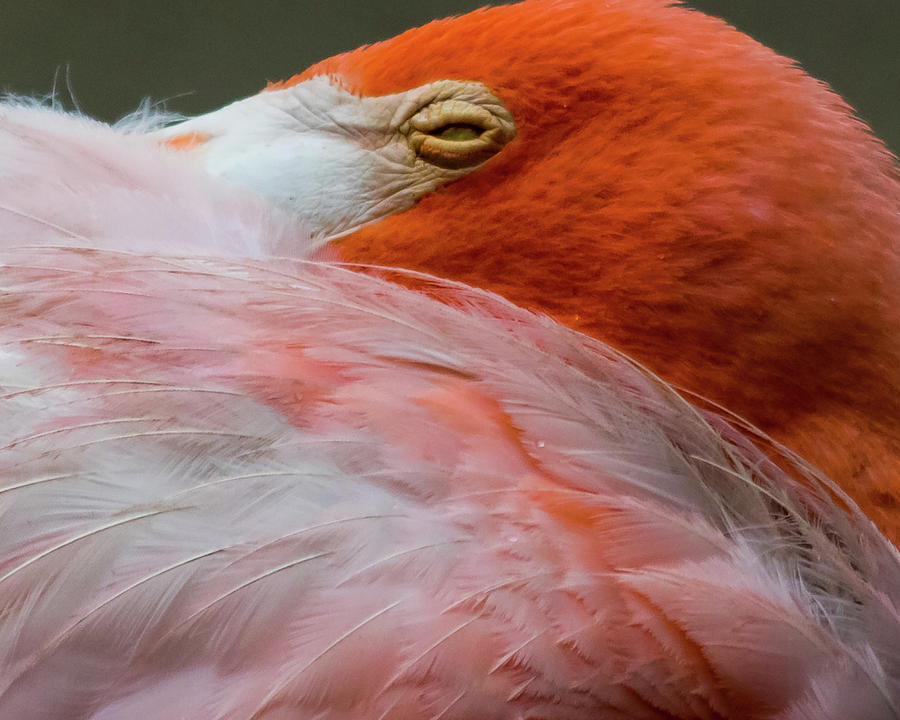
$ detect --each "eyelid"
[402,91,516,170]
[408,99,498,135]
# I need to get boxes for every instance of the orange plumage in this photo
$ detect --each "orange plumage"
[280,0,900,542]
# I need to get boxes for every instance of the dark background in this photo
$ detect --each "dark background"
[1,1,897,153]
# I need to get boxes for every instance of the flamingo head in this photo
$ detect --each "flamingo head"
[155,0,900,529]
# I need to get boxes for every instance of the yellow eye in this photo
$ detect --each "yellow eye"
[404,93,516,170]
[433,124,483,142]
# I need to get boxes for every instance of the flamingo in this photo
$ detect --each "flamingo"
[1,1,899,718]
[3,97,900,719]
[157,0,900,544]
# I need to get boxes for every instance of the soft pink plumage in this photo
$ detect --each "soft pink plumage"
[1,102,899,718]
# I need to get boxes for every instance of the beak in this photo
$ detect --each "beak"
[158,130,213,152]
[150,103,237,159]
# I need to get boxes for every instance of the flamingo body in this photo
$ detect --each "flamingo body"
[1,103,899,718]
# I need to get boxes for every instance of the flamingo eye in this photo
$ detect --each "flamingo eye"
[404,92,515,170]
[434,123,483,142]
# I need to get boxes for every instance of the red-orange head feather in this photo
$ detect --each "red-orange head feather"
[274,0,900,539]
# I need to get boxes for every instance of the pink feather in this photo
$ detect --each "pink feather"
[0,105,898,719]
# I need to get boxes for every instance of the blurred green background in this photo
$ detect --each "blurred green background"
[1,1,897,153]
